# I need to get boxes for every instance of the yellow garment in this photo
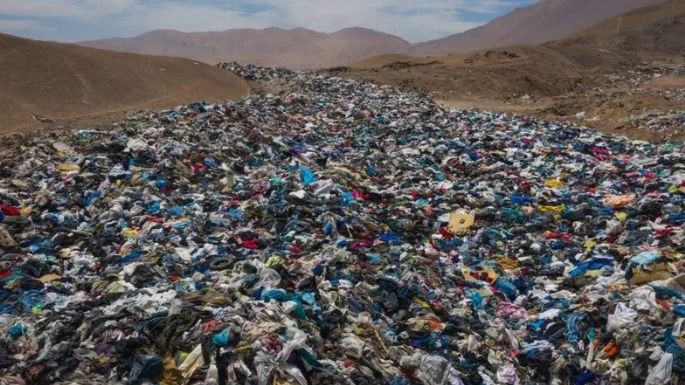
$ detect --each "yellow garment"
[414,297,431,309]
[160,356,184,385]
[630,263,674,285]
[38,274,62,283]
[585,270,604,278]
[544,179,564,188]
[103,281,128,294]
[265,255,283,268]
[177,352,189,365]
[538,204,564,213]
[121,228,139,238]
[130,173,144,186]
[497,256,518,270]
[58,247,78,258]
[448,210,475,234]
[57,163,80,172]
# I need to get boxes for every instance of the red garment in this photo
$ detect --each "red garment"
[592,146,611,161]
[348,238,374,250]
[201,320,220,334]
[147,216,165,224]
[242,239,261,249]
[439,227,455,239]
[656,298,671,310]
[655,228,675,238]
[0,204,20,216]
[352,190,369,201]
[191,163,208,174]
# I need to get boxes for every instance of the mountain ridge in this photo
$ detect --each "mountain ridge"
[78,0,672,68]
[80,27,412,69]
[411,0,670,55]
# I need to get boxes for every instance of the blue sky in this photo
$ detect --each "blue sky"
[0,0,537,43]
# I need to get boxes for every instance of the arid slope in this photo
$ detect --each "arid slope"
[0,33,249,133]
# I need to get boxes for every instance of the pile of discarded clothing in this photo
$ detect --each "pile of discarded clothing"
[1,64,685,385]
[218,62,296,82]
[622,110,685,133]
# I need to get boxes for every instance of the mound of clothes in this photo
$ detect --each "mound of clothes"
[1,65,685,385]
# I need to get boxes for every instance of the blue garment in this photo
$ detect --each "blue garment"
[84,190,102,207]
[120,250,144,265]
[466,289,484,310]
[380,232,402,244]
[566,312,585,346]
[148,201,161,215]
[495,278,518,301]
[211,329,231,347]
[228,208,244,220]
[510,194,534,205]
[673,305,685,317]
[323,221,334,236]
[664,328,685,373]
[573,370,596,385]
[8,323,26,339]
[300,166,317,185]
[652,285,683,299]
[631,251,659,265]
[569,258,613,278]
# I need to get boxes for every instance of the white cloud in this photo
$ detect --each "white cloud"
[260,0,491,41]
[0,19,54,33]
[121,2,279,33]
[0,0,134,18]
[0,0,532,41]
[115,0,510,41]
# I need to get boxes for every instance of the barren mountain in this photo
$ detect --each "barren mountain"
[80,27,412,69]
[554,0,685,59]
[412,0,671,56]
[0,33,249,133]
[335,0,685,141]
[78,0,674,69]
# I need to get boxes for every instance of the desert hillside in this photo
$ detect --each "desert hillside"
[411,0,670,56]
[0,33,249,133]
[334,0,685,141]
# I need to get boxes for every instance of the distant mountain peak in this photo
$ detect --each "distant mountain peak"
[412,0,670,55]
[80,26,412,69]
[79,0,672,69]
